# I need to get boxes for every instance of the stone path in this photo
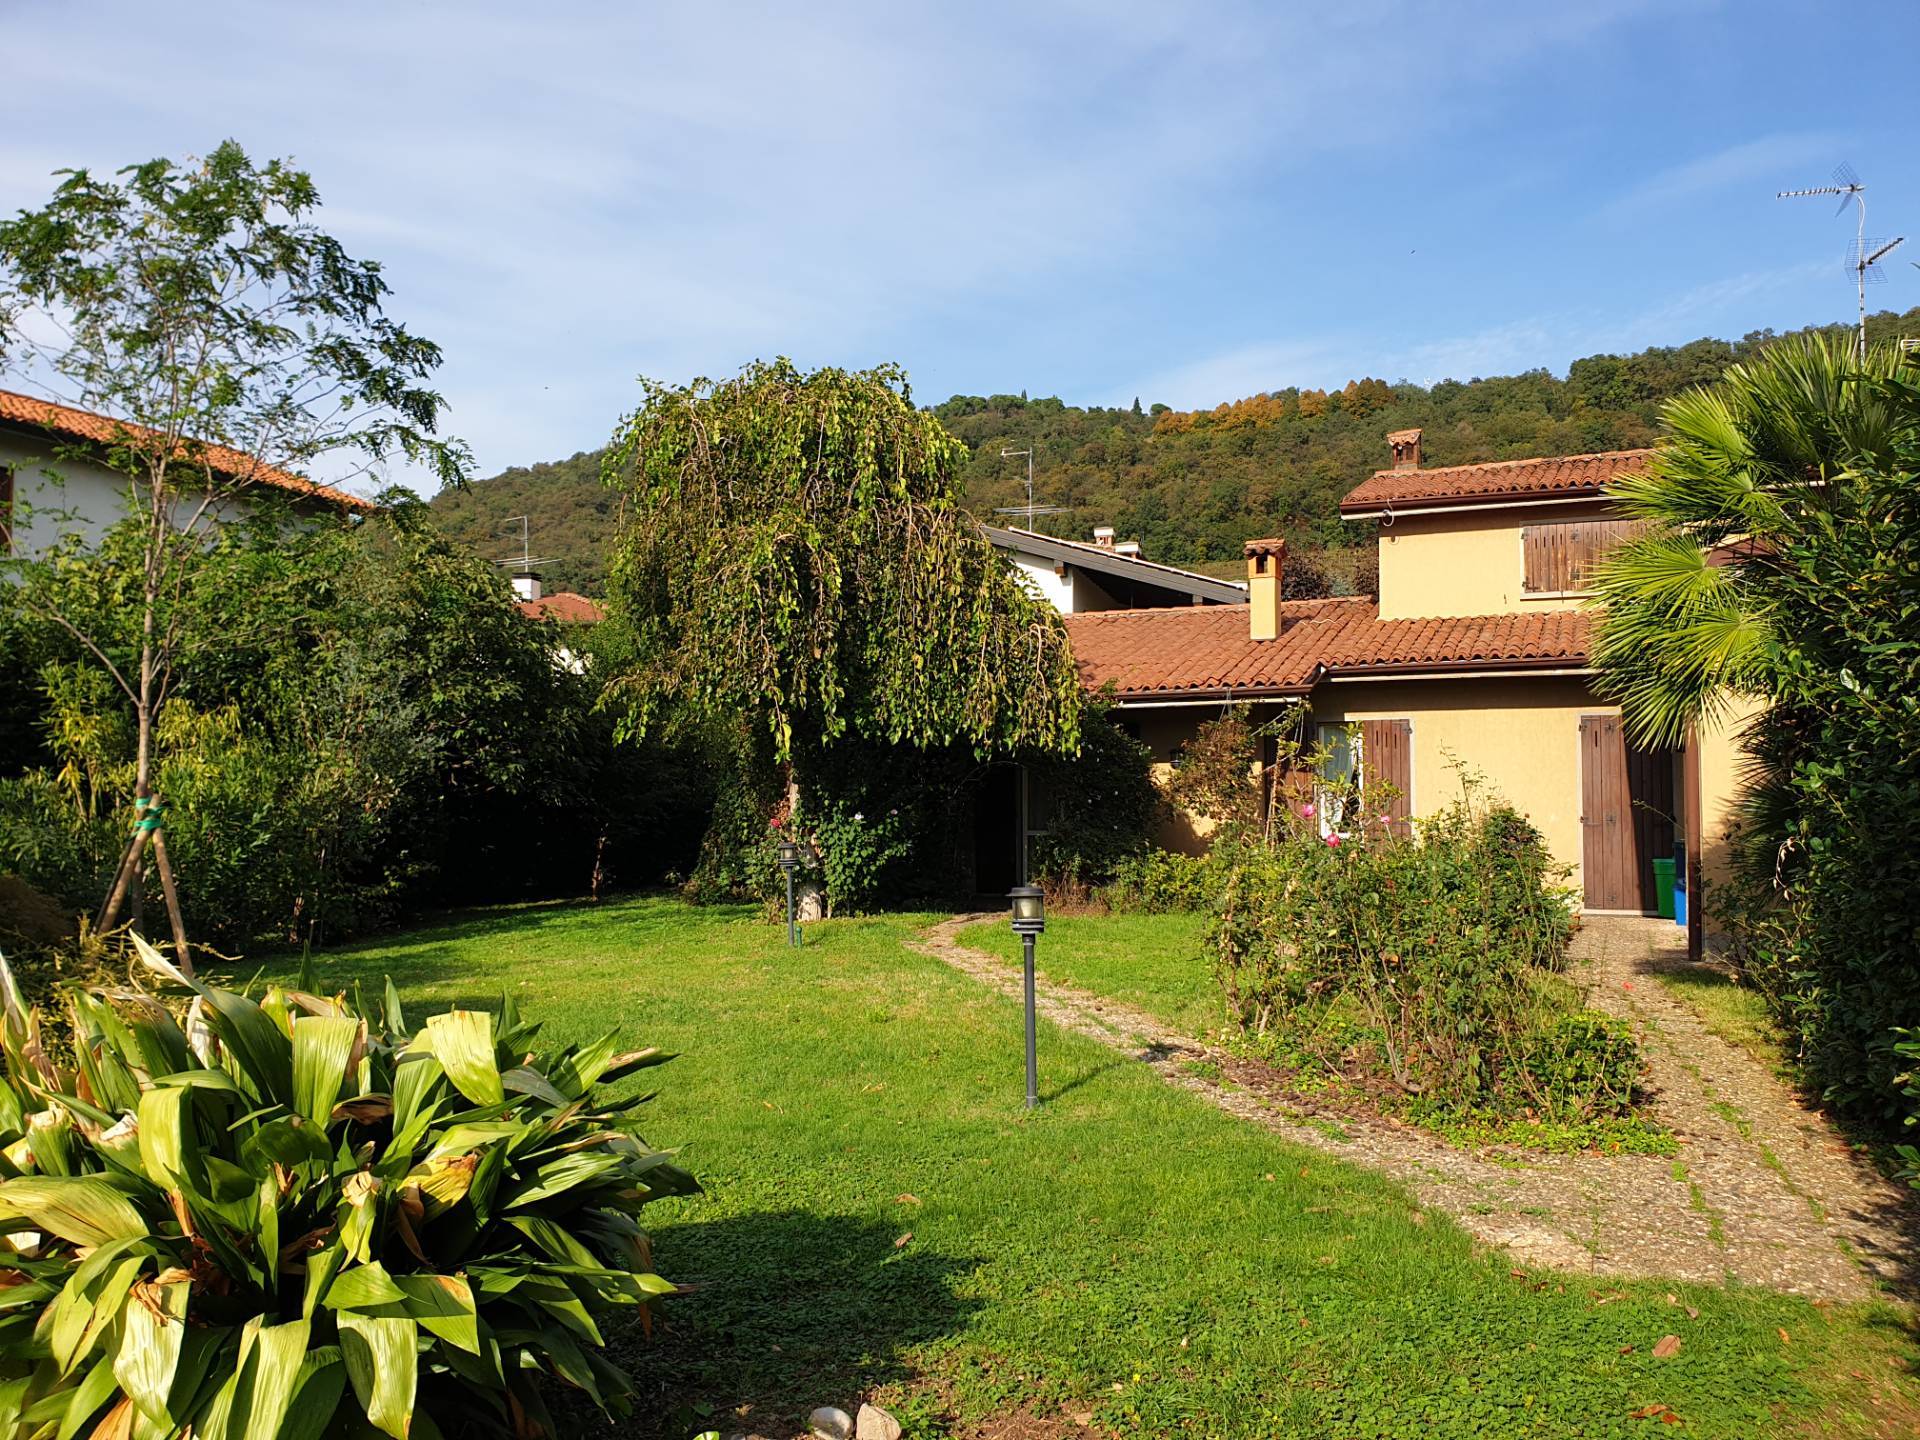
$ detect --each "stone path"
[909,914,1917,1300]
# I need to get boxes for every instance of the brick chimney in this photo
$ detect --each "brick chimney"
[1092,526,1116,548]
[1244,538,1285,641]
[1387,428,1422,471]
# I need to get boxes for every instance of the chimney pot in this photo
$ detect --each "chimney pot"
[1387,428,1422,472]
[1242,538,1286,640]
[1092,526,1116,548]
[512,574,542,602]
[1114,539,1142,558]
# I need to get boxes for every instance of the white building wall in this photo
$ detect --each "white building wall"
[1,431,137,553]
[1011,553,1077,613]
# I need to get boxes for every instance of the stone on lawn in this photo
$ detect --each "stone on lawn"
[856,1403,903,1440]
[808,1407,853,1440]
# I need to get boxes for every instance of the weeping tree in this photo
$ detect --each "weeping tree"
[0,142,470,965]
[1590,333,1920,1127]
[600,360,1082,904]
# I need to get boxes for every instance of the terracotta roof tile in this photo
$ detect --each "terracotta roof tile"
[1063,601,1590,699]
[519,592,604,623]
[0,388,375,512]
[1340,449,1649,514]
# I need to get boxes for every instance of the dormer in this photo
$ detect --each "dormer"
[1340,437,1652,621]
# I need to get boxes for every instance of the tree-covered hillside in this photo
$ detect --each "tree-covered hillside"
[430,307,1920,594]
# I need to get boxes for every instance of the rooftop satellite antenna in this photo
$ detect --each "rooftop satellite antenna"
[495,515,552,573]
[1777,163,1902,362]
[992,447,1065,529]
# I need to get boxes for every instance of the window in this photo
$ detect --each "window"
[1314,722,1358,837]
[1521,518,1645,593]
[1314,718,1413,838]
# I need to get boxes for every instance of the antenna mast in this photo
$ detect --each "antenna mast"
[992,447,1065,528]
[1777,163,1903,362]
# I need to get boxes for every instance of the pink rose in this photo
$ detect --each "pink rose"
[1299,803,1316,818]
[1324,833,1342,848]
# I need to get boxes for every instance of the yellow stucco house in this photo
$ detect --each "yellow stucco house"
[1061,428,1750,956]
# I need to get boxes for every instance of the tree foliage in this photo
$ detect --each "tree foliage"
[600,359,1081,764]
[0,504,706,951]
[433,309,1920,596]
[1592,334,1920,1130]
[0,140,471,958]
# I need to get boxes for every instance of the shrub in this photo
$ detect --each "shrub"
[1100,850,1223,913]
[1027,709,1163,894]
[0,936,695,1438]
[1210,795,1631,1130]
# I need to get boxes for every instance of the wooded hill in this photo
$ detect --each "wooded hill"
[430,307,1920,595]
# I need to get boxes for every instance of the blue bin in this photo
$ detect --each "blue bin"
[1673,842,1688,928]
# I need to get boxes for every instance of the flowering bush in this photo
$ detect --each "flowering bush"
[1210,793,1637,1131]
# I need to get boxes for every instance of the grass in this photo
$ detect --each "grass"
[297,895,1918,1439]
[1653,965,1793,1075]
[956,911,1220,1037]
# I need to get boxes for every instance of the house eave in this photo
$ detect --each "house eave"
[1340,490,1610,522]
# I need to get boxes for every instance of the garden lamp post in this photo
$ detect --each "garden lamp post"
[777,839,801,947]
[1009,885,1045,1108]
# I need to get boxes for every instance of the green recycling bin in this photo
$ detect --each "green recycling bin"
[1651,857,1677,920]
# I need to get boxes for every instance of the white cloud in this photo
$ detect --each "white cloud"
[0,0,1722,480]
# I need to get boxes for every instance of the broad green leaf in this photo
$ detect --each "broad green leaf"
[136,1086,195,1189]
[291,1016,361,1126]
[277,1345,346,1440]
[421,1012,504,1107]
[393,1273,479,1355]
[226,1317,310,1440]
[507,1215,598,1270]
[114,1279,189,1422]
[200,989,294,1108]
[501,1151,625,1210]
[302,1242,348,1320]
[50,1245,143,1375]
[390,1055,444,1141]
[322,1262,407,1311]
[382,980,406,1039]
[0,1176,148,1247]
[500,1067,569,1108]
[337,1313,417,1440]
[55,1350,119,1440]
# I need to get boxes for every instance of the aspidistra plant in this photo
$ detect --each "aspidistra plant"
[0,935,696,1439]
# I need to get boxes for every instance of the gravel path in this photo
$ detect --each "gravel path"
[909,914,1916,1300]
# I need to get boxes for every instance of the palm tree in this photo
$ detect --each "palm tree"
[1591,331,1909,748]
[1591,332,1920,1125]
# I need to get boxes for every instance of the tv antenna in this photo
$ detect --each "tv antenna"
[1778,163,1902,362]
[992,447,1065,528]
[495,515,552,573]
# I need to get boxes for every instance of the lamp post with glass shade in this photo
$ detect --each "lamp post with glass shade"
[1009,885,1045,1108]
[776,839,801,947]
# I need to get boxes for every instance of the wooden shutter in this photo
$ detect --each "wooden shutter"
[1360,718,1413,835]
[1522,519,1644,593]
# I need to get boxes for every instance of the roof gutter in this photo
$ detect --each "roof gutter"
[1340,490,1610,522]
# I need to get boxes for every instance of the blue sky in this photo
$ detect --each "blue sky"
[3,1,1917,490]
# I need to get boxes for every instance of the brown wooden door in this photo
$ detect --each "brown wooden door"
[1581,715,1675,911]
[1360,718,1413,836]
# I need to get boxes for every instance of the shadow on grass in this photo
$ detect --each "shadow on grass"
[608,1208,982,1438]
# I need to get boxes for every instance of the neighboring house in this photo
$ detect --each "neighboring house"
[512,574,603,673]
[1049,428,1747,954]
[987,524,1245,612]
[0,387,372,555]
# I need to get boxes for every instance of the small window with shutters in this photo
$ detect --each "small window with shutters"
[1313,721,1414,838]
[1521,518,1644,594]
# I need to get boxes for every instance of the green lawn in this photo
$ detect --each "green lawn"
[956,912,1219,1037]
[301,896,1916,1439]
